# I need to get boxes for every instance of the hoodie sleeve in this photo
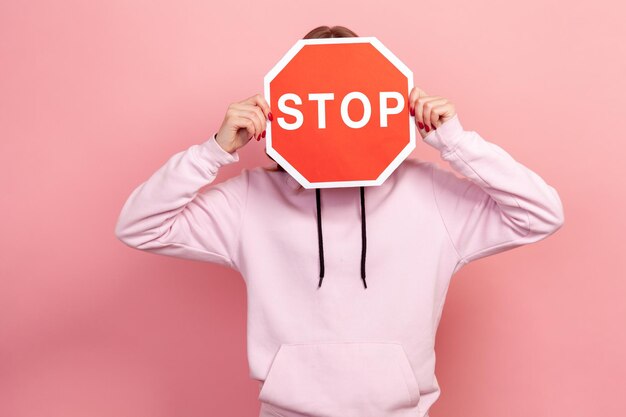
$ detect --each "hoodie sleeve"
[423,114,564,274]
[114,133,248,271]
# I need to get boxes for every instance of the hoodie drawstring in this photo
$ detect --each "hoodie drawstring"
[316,187,367,289]
[316,188,325,287]
[359,186,367,289]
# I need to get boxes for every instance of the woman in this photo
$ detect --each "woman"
[115,25,564,417]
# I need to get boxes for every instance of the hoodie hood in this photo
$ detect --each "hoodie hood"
[284,174,367,289]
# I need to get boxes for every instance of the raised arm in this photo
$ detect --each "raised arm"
[114,133,248,271]
[424,113,564,274]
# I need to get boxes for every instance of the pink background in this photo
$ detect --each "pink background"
[1,1,624,416]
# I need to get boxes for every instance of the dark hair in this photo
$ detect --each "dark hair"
[263,25,360,176]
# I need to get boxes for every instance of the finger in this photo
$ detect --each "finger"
[242,93,271,120]
[428,105,444,129]
[413,90,428,129]
[414,90,430,129]
[409,86,426,116]
[245,108,264,140]
[430,103,455,128]
[235,103,267,137]
[232,108,263,140]
[421,97,446,130]
[233,116,257,141]
[248,104,267,135]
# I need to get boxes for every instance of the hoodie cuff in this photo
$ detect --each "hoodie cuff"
[197,133,240,170]
[422,113,464,155]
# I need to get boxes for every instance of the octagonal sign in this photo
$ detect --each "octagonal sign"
[264,36,416,189]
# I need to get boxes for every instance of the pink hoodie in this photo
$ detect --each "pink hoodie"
[115,113,564,417]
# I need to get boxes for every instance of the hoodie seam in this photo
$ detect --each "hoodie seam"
[232,169,249,271]
[429,164,463,265]
[153,238,235,268]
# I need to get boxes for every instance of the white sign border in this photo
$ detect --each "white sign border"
[264,36,416,189]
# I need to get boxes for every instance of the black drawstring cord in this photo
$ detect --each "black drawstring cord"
[315,187,367,290]
[360,186,367,289]
[316,188,325,288]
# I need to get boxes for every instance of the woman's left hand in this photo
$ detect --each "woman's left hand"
[409,86,456,138]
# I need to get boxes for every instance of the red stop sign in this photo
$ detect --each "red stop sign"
[264,37,416,189]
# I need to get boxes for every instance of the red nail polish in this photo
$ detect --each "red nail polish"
[418,121,424,129]
[425,125,430,132]
[262,130,266,138]
[410,107,415,116]
[268,112,273,121]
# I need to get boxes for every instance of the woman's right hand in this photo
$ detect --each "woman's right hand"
[215,94,273,153]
